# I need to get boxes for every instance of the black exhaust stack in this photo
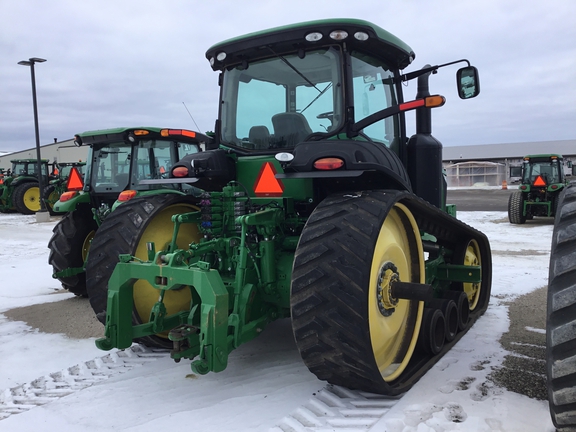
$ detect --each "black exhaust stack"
[407,65,445,209]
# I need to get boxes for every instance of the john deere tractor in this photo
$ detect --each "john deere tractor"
[508,154,570,224]
[0,158,55,214]
[92,19,491,395]
[48,127,207,296]
[43,161,87,215]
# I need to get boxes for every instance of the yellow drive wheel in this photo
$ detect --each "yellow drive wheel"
[86,194,201,349]
[291,191,424,395]
[462,239,481,310]
[132,202,201,328]
[369,203,424,382]
[14,183,41,214]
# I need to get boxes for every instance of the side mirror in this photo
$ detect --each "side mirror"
[510,166,523,177]
[457,66,480,99]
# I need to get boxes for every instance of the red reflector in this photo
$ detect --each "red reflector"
[399,99,425,111]
[533,175,546,187]
[314,157,344,170]
[519,185,527,190]
[172,166,189,177]
[164,129,196,138]
[254,162,284,197]
[118,190,138,202]
[551,184,558,190]
[59,191,77,202]
[66,167,84,191]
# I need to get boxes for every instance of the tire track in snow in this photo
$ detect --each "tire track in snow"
[270,385,401,432]
[0,344,165,420]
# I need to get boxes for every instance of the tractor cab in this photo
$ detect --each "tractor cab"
[207,19,478,158]
[199,19,479,208]
[54,127,207,217]
[516,154,566,191]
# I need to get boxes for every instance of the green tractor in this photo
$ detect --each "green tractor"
[48,127,207,296]
[508,154,570,224]
[92,19,492,395]
[547,184,576,430]
[43,161,87,215]
[0,158,55,214]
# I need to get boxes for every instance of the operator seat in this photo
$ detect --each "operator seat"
[272,112,313,147]
[248,125,270,149]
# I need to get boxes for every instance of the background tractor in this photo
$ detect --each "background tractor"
[48,127,207,296]
[508,154,571,224]
[42,161,87,215]
[0,158,55,214]
[547,184,576,430]
[92,19,492,396]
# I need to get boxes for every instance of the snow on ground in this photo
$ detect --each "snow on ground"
[0,211,556,431]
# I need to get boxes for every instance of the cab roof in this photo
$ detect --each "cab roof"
[206,18,415,71]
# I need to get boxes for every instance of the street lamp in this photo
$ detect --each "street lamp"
[18,57,49,222]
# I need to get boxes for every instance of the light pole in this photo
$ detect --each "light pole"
[18,57,49,222]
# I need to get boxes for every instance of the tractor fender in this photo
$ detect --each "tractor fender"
[53,190,90,213]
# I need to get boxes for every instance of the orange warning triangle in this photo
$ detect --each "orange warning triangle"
[254,162,284,197]
[533,175,546,187]
[66,167,84,191]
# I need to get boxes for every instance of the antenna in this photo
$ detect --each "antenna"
[182,102,201,131]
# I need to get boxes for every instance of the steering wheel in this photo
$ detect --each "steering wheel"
[316,111,333,120]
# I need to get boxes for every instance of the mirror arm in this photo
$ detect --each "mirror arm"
[399,59,471,83]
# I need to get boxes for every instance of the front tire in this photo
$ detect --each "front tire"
[86,194,201,349]
[290,191,424,394]
[547,185,576,430]
[48,207,98,296]
[14,182,40,214]
[508,191,526,224]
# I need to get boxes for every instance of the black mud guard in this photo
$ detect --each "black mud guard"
[282,140,412,192]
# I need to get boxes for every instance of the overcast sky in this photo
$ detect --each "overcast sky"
[1,0,575,153]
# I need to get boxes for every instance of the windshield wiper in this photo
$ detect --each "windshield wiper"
[267,47,321,93]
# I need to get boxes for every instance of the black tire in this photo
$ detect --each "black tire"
[13,182,40,215]
[86,194,201,349]
[43,184,62,216]
[290,191,423,395]
[48,207,98,296]
[547,184,576,430]
[508,190,526,224]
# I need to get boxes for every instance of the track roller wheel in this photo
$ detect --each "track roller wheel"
[430,298,459,342]
[291,191,424,394]
[508,190,526,224]
[48,206,98,296]
[418,308,445,355]
[547,185,576,430]
[14,182,40,214]
[86,194,201,349]
[442,290,470,332]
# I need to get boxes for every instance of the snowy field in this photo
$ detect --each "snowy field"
[0,211,556,431]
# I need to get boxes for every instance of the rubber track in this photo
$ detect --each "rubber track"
[0,345,165,421]
[547,184,576,429]
[291,190,491,396]
[271,385,400,432]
